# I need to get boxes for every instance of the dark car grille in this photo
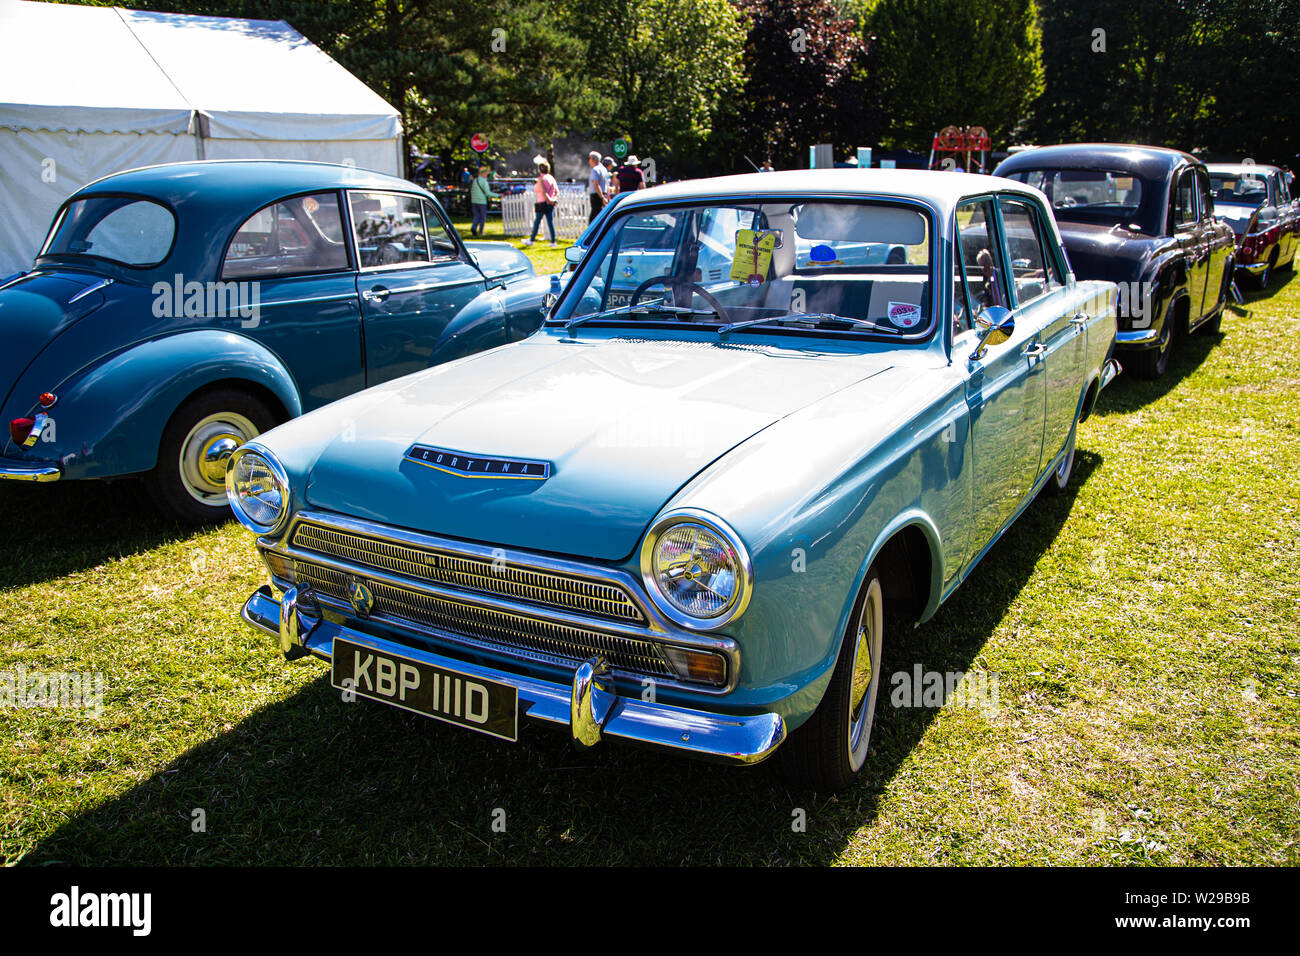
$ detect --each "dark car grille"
[294,559,673,678]
[292,521,644,624]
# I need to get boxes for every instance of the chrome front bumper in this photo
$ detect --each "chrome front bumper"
[1237,259,1268,274]
[0,457,60,481]
[241,584,786,765]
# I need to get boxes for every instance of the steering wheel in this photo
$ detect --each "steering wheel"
[629,275,731,324]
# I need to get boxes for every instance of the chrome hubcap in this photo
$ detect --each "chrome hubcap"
[847,577,883,768]
[178,413,258,504]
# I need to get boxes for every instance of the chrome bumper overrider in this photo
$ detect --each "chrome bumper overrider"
[0,458,60,481]
[1100,357,1121,389]
[1115,327,1161,346]
[241,584,786,765]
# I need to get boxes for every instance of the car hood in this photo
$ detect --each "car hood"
[1213,203,1255,236]
[300,336,892,561]
[1057,220,1159,282]
[0,271,108,410]
[464,241,535,281]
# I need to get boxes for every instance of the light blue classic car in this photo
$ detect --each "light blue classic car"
[0,160,551,521]
[231,170,1119,789]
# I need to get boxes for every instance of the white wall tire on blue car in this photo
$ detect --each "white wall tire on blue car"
[150,388,277,524]
[780,565,884,790]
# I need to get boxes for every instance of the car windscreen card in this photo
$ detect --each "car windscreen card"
[730,229,779,285]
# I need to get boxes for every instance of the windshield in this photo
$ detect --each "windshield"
[1002,168,1151,229]
[41,196,175,268]
[553,199,933,338]
[1209,172,1270,208]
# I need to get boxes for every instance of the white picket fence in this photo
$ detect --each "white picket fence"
[501,183,589,240]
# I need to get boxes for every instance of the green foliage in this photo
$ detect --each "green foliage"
[717,0,878,172]
[568,0,746,166]
[867,0,1045,149]
[1031,0,1300,164]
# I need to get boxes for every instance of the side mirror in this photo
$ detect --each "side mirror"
[968,306,1014,360]
[564,245,584,265]
[1258,206,1278,223]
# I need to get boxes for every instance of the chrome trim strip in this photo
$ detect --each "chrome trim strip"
[68,277,113,303]
[241,585,783,764]
[292,518,640,622]
[0,460,61,482]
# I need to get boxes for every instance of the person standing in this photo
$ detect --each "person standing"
[603,156,619,196]
[524,160,559,246]
[616,155,646,194]
[469,165,492,237]
[586,150,610,223]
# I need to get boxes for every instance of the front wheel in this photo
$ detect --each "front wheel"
[148,388,278,523]
[779,567,885,790]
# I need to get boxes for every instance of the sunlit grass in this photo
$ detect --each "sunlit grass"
[1,264,1296,865]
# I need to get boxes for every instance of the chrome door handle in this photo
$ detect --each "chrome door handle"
[362,286,390,303]
[1022,342,1047,358]
[1070,313,1087,327]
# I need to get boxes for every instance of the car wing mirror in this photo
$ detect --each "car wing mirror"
[968,306,1014,361]
[565,245,583,265]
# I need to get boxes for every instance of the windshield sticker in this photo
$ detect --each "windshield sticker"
[731,229,778,285]
[809,243,840,264]
[887,301,922,328]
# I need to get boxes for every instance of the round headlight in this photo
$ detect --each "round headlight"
[225,444,290,536]
[640,509,752,630]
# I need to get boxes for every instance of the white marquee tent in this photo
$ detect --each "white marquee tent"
[0,0,404,275]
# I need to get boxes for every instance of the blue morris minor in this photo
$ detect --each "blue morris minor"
[231,170,1119,789]
[0,160,551,521]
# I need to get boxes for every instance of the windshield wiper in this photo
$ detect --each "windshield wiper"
[718,312,905,337]
[565,302,719,330]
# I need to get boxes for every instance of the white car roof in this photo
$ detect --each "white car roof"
[1206,163,1280,176]
[616,169,1043,217]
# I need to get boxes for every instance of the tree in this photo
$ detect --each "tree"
[720,0,879,171]
[866,0,1044,150]
[568,0,746,169]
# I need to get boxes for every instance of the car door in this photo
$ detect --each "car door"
[999,194,1086,465]
[348,191,487,387]
[220,190,366,411]
[1196,167,1232,313]
[1172,168,1210,321]
[955,197,1046,553]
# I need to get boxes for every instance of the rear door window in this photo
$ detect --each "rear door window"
[222,192,350,279]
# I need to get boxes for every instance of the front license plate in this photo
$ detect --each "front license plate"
[331,638,518,742]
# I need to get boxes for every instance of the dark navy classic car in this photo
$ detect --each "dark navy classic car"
[1206,162,1299,290]
[995,144,1235,378]
[0,160,551,521]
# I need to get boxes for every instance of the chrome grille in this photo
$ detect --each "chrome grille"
[296,560,673,678]
[292,521,644,624]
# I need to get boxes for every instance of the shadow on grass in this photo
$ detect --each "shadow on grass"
[1095,268,1293,417]
[0,476,218,590]
[20,456,1099,866]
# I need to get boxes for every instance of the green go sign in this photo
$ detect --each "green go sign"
[612,139,628,159]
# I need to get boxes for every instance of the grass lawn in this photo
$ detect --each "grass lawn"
[1,258,1297,865]
[452,215,575,275]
